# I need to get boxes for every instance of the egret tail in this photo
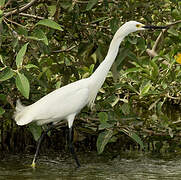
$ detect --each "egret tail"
[13,100,32,126]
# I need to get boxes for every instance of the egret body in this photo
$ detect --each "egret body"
[14,21,166,167]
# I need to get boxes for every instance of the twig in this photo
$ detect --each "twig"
[19,13,44,20]
[2,17,13,31]
[52,45,77,53]
[0,0,11,10]
[3,17,26,28]
[166,92,180,100]
[73,0,89,3]
[166,20,181,27]
[146,20,181,58]
[4,0,37,17]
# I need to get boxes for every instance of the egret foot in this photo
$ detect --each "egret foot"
[31,124,54,168]
[31,159,36,168]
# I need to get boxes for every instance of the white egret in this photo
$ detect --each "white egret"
[14,21,166,167]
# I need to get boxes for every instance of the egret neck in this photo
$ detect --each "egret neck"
[88,26,128,107]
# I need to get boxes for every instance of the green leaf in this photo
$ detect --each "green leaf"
[125,67,141,74]
[0,107,5,115]
[137,37,146,50]
[129,132,144,149]
[168,28,179,37]
[124,84,139,94]
[121,129,144,150]
[97,130,113,154]
[0,94,6,102]
[16,43,29,68]
[128,37,137,45]
[47,5,57,17]
[0,67,14,81]
[17,26,28,36]
[140,81,152,97]
[121,103,130,115]
[89,64,95,74]
[32,29,49,45]
[116,48,129,68]
[16,73,30,99]
[129,131,144,150]
[110,17,119,34]
[168,127,173,138]
[25,64,39,69]
[98,122,113,130]
[0,10,3,17]
[127,51,138,61]
[150,60,159,80]
[171,9,181,20]
[36,19,63,31]
[111,95,119,107]
[98,112,108,123]
[0,0,5,6]
[86,0,98,11]
[28,123,42,141]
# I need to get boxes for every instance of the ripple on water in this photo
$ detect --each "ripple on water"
[1,152,181,180]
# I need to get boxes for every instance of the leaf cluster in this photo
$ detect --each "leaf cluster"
[0,0,181,153]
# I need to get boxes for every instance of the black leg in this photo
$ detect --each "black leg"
[69,127,80,167]
[31,124,54,168]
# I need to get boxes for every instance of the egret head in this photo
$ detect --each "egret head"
[122,21,167,34]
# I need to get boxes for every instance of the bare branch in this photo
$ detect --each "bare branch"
[166,20,181,27]
[4,17,26,28]
[19,13,44,20]
[0,0,11,10]
[52,45,77,53]
[4,0,38,17]
[146,20,181,58]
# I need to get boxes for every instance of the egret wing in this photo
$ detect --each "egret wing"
[30,86,89,124]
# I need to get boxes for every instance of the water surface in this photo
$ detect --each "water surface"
[0,152,181,180]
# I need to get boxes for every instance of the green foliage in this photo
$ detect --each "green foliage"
[0,107,5,115]
[86,0,98,11]
[121,129,145,150]
[97,130,113,154]
[16,43,29,68]
[0,0,181,153]
[15,73,30,99]
[28,123,42,142]
[0,67,14,81]
[36,19,63,31]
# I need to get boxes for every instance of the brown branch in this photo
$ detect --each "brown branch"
[52,45,77,53]
[0,0,11,10]
[4,0,38,17]
[166,20,181,27]
[3,17,26,28]
[146,20,181,58]
[19,13,44,20]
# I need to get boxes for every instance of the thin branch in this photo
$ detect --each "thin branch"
[19,13,44,20]
[0,0,11,10]
[3,17,26,28]
[166,92,180,100]
[4,0,37,17]
[52,45,77,53]
[74,0,89,3]
[146,20,181,58]
[2,17,13,31]
[166,20,181,27]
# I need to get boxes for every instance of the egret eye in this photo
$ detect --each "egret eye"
[136,24,142,28]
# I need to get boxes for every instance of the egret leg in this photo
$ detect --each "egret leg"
[69,127,80,167]
[31,124,54,168]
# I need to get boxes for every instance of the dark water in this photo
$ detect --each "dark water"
[1,152,181,180]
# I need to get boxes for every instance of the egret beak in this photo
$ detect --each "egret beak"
[143,25,168,30]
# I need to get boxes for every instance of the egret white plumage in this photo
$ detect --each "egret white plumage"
[14,21,166,167]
